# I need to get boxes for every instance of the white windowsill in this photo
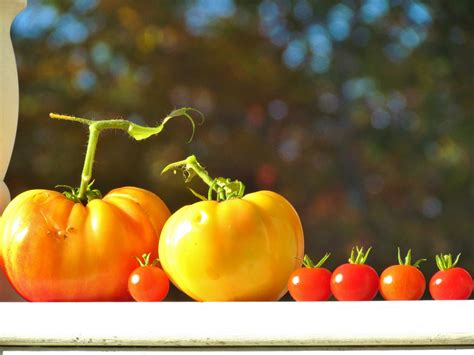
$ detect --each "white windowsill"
[0,301,472,347]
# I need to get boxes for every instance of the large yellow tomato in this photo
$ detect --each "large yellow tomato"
[0,187,170,301]
[159,156,304,301]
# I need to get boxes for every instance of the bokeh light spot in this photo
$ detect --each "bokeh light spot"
[283,39,307,69]
[422,197,443,219]
[268,100,288,120]
[74,69,97,91]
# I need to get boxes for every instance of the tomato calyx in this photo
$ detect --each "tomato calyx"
[49,108,201,203]
[435,253,461,271]
[348,246,372,264]
[303,253,331,268]
[162,155,246,201]
[135,253,160,267]
[56,181,102,204]
[397,247,426,268]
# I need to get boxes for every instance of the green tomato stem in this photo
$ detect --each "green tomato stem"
[162,155,246,201]
[303,253,331,268]
[163,155,215,187]
[348,246,372,265]
[135,253,160,267]
[302,255,316,268]
[397,247,426,268]
[50,108,199,202]
[435,253,461,271]
[79,125,100,200]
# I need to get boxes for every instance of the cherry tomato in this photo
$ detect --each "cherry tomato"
[379,248,426,300]
[128,253,170,302]
[331,246,379,301]
[288,253,332,301]
[429,253,472,300]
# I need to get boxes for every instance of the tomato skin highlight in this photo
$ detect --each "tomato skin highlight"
[128,266,170,302]
[429,267,472,300]
[288,267,332,301]
[0,187,170,301]
[159,190,304,301]
[379,265,426,300]
[330,264,379,301]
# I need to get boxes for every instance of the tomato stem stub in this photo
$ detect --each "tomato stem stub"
[397,247,426,268]
[348,246,372,265]
[49,108,201,203]
[303,253,331,268]
[435,253,461,271]
[161,155,246,202]
[135,253,160,267]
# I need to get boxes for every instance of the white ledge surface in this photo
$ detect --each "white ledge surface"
[0,301,472,347]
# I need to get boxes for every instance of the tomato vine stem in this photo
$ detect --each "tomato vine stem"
[50,108,201,202]
[162,155,246,201]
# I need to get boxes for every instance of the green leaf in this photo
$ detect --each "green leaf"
[127,107,202,141]
[127,122,165,141]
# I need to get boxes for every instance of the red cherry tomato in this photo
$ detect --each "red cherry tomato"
[288,254,332,301]
[128,254,170,302]
[429,253,472,300]
[380,265,426,300]
[379,248,426,301]
[331,246,379,301]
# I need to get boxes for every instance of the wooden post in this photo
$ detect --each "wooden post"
[0,0,26,213]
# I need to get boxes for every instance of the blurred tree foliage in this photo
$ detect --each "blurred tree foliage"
[5,0,473,299]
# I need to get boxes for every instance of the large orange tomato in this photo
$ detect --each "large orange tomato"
[159,156,304,301]
[0,109,196,301]
[0,187,170,301]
